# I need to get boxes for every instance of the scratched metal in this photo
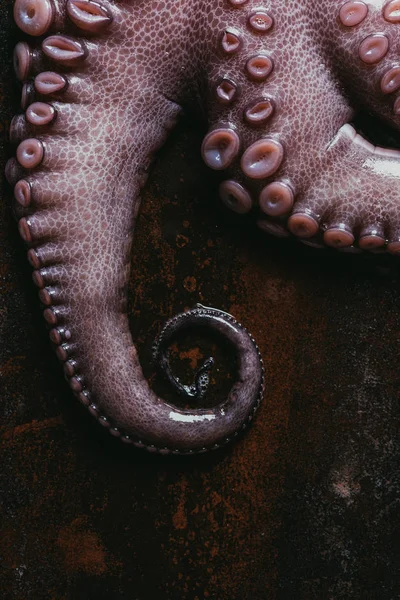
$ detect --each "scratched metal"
[1,3,400,599]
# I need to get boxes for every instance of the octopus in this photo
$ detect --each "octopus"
[5,0,400,454]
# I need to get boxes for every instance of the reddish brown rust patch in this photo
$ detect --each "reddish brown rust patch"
[1,416,64,442]
[183,275,197,292]
[57,518,108,575]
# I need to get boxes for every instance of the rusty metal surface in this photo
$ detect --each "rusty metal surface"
[1,5,400,599]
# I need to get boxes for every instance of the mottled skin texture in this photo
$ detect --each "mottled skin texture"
[6,0,400,452]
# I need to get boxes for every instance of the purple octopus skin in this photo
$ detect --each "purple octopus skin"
[6,0,400,453]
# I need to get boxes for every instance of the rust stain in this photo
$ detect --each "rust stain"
[0,355,25,378]
[183,276,197,293]
[57,518,108,576]
[172,478,188,531]
[178,347,204,370]
[0,416,64,443]
[176,234,189,248]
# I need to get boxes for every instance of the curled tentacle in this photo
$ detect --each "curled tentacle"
[7,0,266,455]
[148,304,264,451]
[153,304,263,410]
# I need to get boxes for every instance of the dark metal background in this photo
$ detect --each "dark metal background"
[1,3,400,598]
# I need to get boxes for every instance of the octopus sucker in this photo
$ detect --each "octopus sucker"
[7,0,400,453]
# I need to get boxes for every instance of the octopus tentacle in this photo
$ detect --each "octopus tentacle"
[321,1,400,126]
[7,0,265,453]
[200,0,400,255]
[287,124,400,253]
